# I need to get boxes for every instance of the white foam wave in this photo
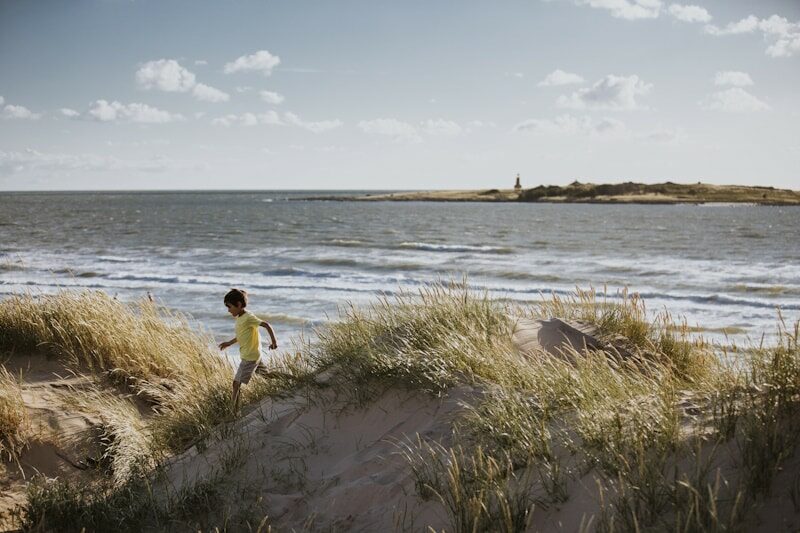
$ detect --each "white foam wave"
[397,242,513,254]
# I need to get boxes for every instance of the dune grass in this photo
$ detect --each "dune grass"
[372,285,798,532]
[62,388,152,487]
[399,438,536,533]
[0,290,228,397]
[14,468,274,533]
[0,290,311,462]
[2,284,799,532]
[308,282,529,397]
[523,287,713,382]
[0,365,29,461]
[0,290,303,531]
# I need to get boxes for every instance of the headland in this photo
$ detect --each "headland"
[300,181,800,205]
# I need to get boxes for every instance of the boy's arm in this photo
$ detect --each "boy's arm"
[218,337,238,350]
[260,321,278,349]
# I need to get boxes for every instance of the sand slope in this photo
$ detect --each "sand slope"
[0,351,151,528]
[147,319,618,530]
[154,379,473,530]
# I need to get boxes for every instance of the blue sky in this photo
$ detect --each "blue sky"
[1,0,798,190]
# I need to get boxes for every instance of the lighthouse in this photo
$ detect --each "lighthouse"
[514,173,522,191]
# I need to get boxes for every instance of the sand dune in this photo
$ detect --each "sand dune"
[155,381,472,530]
[123,319,695,531]
[3,290,800,532]
[0,353,106,525]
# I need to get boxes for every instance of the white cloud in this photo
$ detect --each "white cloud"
[513,114,627,138]
[87,100,184,123]
[505,72,524,78]
[194,59,208,66]
[758,14,797,36]
[224,50,281,76]
[0,96,4,105]
[192,83,230,102]
[714,71,753,87]
[637,126,684,143]
[235,86,253,93]
[575,0,662,20]
[60,108,80,118]
[766,32,800,58]
[705,14,800,57]
[136,59,196,92]
[136,59,229,102]
[211,111,283,127]
[422,119,463,136]
[259,90,285,105]
[702,88,769,112]
[538,69,585,87]
[703,15,758,36]
[284,112,342,133]
[2,104,42,120]
[668,4,711,23]
[211,110,340,132]
[358,118,421,142]
[557,74,652,111]
[0,148,204,177]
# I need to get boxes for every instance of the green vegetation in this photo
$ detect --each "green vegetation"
[519,181,800,204]
[0,290,308,463]
[1,285,798,531]
[308,283,522,395]
[15,469,273,533]
[0,366,28,461]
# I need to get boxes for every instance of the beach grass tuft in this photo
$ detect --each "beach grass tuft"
[0,290,226,394]
[398,437,535,533]
[307,282,527,394]
[0,365,29,461]
[523,287,713,382]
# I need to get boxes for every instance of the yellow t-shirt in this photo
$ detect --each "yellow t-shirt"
[235,311,262,362]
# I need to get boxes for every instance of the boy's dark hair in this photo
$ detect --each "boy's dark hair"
[224,288,248,308]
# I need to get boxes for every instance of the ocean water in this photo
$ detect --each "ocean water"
[1,191,799,358]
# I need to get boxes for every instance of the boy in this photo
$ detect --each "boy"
[218,288,278,410]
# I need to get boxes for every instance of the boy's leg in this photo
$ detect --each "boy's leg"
[232,379,242,410]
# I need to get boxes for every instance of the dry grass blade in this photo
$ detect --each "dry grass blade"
[0,366,29,461]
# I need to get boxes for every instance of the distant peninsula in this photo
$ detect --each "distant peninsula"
[300,181,800,205]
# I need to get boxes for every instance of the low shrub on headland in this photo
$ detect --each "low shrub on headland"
[1,285,798,532]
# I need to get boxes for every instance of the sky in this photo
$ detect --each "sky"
[1,0,799,191]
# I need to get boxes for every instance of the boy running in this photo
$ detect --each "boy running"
[218,288,278,410]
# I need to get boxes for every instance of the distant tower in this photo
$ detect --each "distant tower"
[514,173,522,191]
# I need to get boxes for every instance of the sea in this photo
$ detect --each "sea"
[1,191,798,360]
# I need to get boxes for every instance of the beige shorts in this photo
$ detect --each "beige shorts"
[234,358,261,384]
